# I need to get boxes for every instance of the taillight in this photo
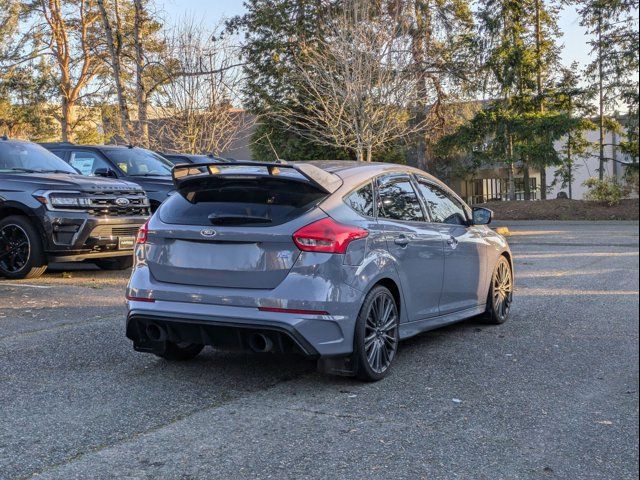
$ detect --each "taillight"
[136,219,150,244]
[293,217,368,254]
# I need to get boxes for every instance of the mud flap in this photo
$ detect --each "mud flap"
[317,354,357,377]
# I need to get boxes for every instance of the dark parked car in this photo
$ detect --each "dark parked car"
[160,153,226,166]
[41,143,174,211]
[126,161,513,381]
[0,139,149,279]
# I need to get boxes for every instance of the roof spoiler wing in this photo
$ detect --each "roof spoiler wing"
[172,161,343,194]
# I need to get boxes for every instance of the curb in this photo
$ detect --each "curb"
[493,226,510,236]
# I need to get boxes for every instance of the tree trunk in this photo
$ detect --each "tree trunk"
[534,0,547,200]
[133,0,149,146]
[366,145,372,163]
[97,0,131,143]
[567,131,573,199]
[60,97,72,142]
[597,13,605,180]
[507,134,516,201]
[411,1,431,170]
[539,168,547,200]
[523,164,531,201]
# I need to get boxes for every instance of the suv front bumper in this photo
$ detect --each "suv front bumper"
[43,211,147,261]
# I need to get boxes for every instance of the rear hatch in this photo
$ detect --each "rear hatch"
[145,163,342,289]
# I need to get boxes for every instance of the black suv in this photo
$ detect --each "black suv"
[0,139,150,279]
[41,143,174,211]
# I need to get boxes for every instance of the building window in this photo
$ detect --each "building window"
[463,177,538,204]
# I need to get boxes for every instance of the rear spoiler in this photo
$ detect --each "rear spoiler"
[172,161,343,194]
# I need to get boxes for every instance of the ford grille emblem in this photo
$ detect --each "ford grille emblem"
[115,197,130,206]
[200,229,217,237]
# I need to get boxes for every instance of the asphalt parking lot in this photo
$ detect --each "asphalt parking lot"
[1,221,638,480]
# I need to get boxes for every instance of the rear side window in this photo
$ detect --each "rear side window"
[415,179,467,225]
[69,150,111,176]
[345,182,375,217]
[376,174,425,222]
[104,148,172,176]
[159,177,327,226]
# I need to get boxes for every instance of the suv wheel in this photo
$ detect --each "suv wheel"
[0,216,47,279]
[354,285,399,381]
[94,256,134,271]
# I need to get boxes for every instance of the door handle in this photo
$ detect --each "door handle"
[394,235,410,247]
[447,236,459,248]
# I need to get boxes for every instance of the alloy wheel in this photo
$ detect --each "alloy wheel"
[0,224,31,274]
[364,292,398,374]
[492,260,513,321]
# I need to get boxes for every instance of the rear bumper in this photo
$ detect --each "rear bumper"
[127,313,319,357]
[126,295,359,358]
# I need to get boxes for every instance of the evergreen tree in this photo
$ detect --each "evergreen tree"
[228,0,342,160]
[438,0,568,201]
[548,63,596,198]
[577,0,639,179]
[395,0,477,169]
[0,59,58,140]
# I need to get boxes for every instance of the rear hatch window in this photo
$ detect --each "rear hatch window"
[160,170,328,227]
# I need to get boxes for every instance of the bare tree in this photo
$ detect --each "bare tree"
[33,0,105,141]
[132,0,148,144]
[153,19,250,155]
[270,0,437,162]
[96,0,132,142]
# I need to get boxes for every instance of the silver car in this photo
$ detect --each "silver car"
[126,161,513,381]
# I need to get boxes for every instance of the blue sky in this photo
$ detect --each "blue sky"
[158,0,594,69]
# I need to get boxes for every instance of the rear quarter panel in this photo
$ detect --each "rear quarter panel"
[320,193,410,324]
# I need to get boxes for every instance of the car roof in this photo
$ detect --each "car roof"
[40,143,150,151]
[305,160,440,183]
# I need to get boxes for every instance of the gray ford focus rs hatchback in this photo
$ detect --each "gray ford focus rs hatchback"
[126,161,513,380]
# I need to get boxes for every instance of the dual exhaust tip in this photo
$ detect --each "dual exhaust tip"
[247,332,274,353]
[145,322,274,353]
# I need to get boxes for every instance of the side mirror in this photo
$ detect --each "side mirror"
[472,207,493,225]
[94,167,117,178]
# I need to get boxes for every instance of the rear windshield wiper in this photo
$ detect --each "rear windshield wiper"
[208,214,272,225]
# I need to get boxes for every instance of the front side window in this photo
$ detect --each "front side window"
[345,182,375,217]
[69,150,111,176]
[376,174,425,222]
[416,178,467,225]
[104,148,173,176]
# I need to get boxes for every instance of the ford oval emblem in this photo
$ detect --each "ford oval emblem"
[200,229,217,238]
[115,197,130,206]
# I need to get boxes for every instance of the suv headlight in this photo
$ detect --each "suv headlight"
[33,191,92,210]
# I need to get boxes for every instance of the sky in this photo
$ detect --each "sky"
[157,1,601,71]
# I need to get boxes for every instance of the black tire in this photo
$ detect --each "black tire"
[155,342,204,361]
[354,285,399,381]
[94,256,134,270]
[482,256,513,325]
[0,216,47,279]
